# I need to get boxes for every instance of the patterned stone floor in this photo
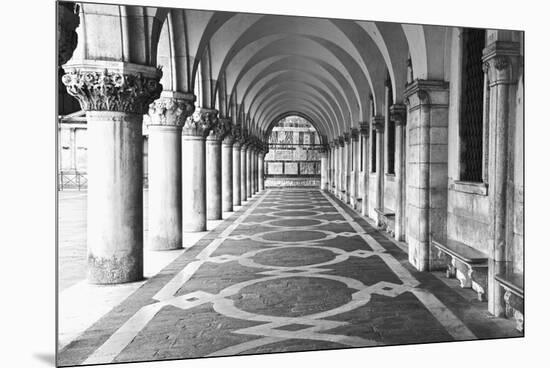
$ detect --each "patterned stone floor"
[58,188,521,366]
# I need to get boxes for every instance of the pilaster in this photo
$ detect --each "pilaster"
[390,104,407,241]
[482,39,521,316]
[404,80,449,272]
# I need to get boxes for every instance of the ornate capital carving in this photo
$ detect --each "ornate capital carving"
[372,115,385,132]
[482,41,521,83]
[350,128,359,141]
[359,121,370,136]
[58,2,80,67]
[147,92,195,127]
[343,132,350,143]
[239,128,249,147]
[338,136,345,147]
[62,63,163,114]
[208,115,231,141]
[221,120,235,145]
[482,61,490,74]
[403,79,449,109]
[182,107,217,137]
[389,104,407,126]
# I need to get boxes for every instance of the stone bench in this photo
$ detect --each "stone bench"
[431,238,488,301]
[375,207,395,236]
[495,267,524,332]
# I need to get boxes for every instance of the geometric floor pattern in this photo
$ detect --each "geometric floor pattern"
[58,189,520,366]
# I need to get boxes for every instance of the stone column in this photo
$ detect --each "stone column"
[326,145,332,191]
[330,141,337,195]
[404,80,449,271]
[252,146,258,194]
[320,148,328,190]
[331,143,335,194]
[372,116,385,225]
[482,39,521,316]
[181,107,216,232]
[246,144,252,198]
[232,131,242,206]
[146,91,195,251]
[343,133,350,203]
[337,137,345,200]
[350,129,358,208]
[240,142,248,201]
[62,63,162,284]
[360,122,370,217]
[206,115,229,220]
[391,104,407,241]
[221,121,234,213]
[258,149,265,191]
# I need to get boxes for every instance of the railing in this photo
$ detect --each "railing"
[58,172,149,191]
[58,171,88,191]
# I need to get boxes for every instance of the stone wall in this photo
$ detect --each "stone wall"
[265,177,320,187]
[383,174,396,211]
[446,27,491,255]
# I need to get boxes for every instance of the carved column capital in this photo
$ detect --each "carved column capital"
[61,62,163,115]
[389,104,407,126]
[372,115,385,132]
[182,107,218,137]
[482,41,521,84]
[350,128,359,141]
[147,91,195,127]
[338,136,345,147]
[359,121,370,137]
[240,128,250,149]
[403,79,449,110]
[343,132,350,143]
[221,119,235,145]
[207,114,231,141]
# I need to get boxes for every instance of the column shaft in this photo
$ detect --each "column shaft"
[361,132,370,216]
[148,125,182,250]
[240,146,248,200]
[395,124,405,240]
[232,143,241,206]
[206,137,222,220]
[258,153,265,191]
[246,147,252,198]
[182,136,206,231]
[391,105,407,241]
[86,112,143,283]
[222,139,233,212]
[320,151,328,190]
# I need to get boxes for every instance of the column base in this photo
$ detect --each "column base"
[87,253,143,284]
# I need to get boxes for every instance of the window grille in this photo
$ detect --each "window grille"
[459,28,485,182]
[387,121,396,174]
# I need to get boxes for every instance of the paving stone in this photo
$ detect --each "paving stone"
[58,188,521,366]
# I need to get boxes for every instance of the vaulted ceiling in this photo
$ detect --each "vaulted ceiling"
[70,4,452,142]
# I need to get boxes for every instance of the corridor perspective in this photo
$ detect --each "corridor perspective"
[58,188,519,366]
[57,1,524,366]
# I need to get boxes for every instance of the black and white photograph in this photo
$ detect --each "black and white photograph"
[2,1,548,367]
